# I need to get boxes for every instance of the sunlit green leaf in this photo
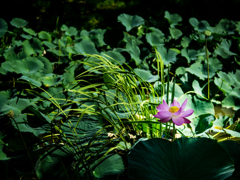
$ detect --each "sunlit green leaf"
[134,68,159,83]
[23,28,36,36]
[20,34,32,39]
[169,28,182,39]
[101,51,126,65]
[74,39,99,55]
[123,32,143,46]
[214,39,236,59]
[164,11,182,28]
[18,75,42,87]
[222,88,240,110]
[146,27,165,46]
[65,26,78,36]
[157,46,178,65]
[38,31,52,42]
[126,40,141,65]
[192,114,215,134]
[181,36,191,48]
[181,48,198,63]
[117,13,145,32]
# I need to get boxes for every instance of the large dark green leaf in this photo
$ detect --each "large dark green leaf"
[192,114,215,134]
[189,18,210,32]
[123,32,143,46]
[214,19,236,35]
[181,36,191,48]
[117,13,145,32]
[181,49,198,63]
[156,46,178,65]
[128,138,234,180]
[10,18,28,28]
[214,39,236,59]
[74,39,99,55]
[18,75,42,87]
[0,97,31,118]
[146,27,165,47]
[164,11,182,28]
[38,31,52,42]
[214,77,232,94]
[41,87,66,104]
[134,68,159,83]
[41,74,62,87]
[65,26,78,36]
[23,27,36,36]
[217,70,240,88]
[13,57,44,76]
[101,51,126,65]
[186,60,219,80]
[93,154,125,178]
[0,18,8,38]
[36,147,75,180]
[126,39,141,65]
[220,140,240,179]
[22,38,44,55]
[222,88,240,110]
[89,29,106,47]
[169,28,182,39]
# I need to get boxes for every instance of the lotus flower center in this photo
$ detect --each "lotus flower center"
[169,106,179,113]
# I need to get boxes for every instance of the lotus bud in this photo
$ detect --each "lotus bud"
[204,30,211,37]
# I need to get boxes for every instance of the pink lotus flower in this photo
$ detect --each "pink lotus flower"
[153,99,194,126]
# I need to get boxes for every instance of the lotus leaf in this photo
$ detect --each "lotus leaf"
[214,77,232,94]
[181,36,191,48]
[191,114,215,134]
[93,154,124,178]
[126,39,141,65]
[18,76,42,87]
[164,11,182,28]
[222,88,240,110]
[181,48,198,63]
[220,141,240,179]
[156,46,178,65]
[128,138,234,180]
[146,27,165,47]
[41,74,62,87]
[134,68,159,83]
[102,51,126,65]
[42,41,56,49]
[65,26,78,36]
[169,28,182,39]
[12,57,44,76]
[23,28,36,36]
[38,31,52,42]
[74,39,99,55]
[41,87,66,104]
[123,32,143,46]
[189,18,210,32]
[0,97,31,118]
[10,18,28,28]
[118,13,145,32]
[214,39,236,59]
[215,19,236,35]
[0,18,8,38]
[36,147,75,179]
